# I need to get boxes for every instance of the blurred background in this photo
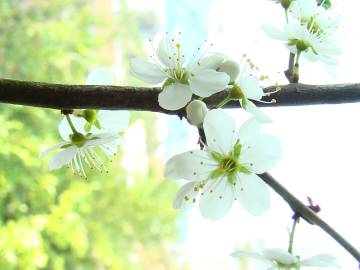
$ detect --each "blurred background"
[0,0,360,269]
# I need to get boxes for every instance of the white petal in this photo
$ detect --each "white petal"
[235,173,270,216]
[241,133,282,174]
[130,58,166,84]
[262,249,298,265]
[238,118,261,144]
[189,69,229,97]
[301,254,340,267]
[238,77,264,101]
[262,25,288,41]
[58,116,87,141]
[48,146,78,170]
[156,37,177,67]
[173,181,199,210]
[164,150,217,182]
[40,142,68,158]
[245,100,273,124]
[97,110,129,133]
[231,251,272,264]
[189,53,227,72]
[158,83,192,110]
[85,133,119,147]
[203,109,237,155]
[199,177,234,220]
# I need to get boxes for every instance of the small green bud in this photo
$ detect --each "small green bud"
[186,100,208,126]
[218,60,240,83]
[83,109,97,124]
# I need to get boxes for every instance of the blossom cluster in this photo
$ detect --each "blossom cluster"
[264,0,341,67]
[39,0,342,268]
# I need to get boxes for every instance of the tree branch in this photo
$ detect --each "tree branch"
[259,173,360,264]
[1,79,360,113]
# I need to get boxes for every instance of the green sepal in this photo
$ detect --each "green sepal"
[94,119,101,129]
[228,173,237,185]
[210,151,223,162]
[84,122,91,133]
[209,168,223,180]
[320,0,331,9]
[60,143,73,149]
[233,143,242,159]
[241,98,247,110]
[162,78,175,88]
[238,165,251,174]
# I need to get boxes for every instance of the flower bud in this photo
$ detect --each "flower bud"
[218,60,240,83]
[186,100,208,126]
[83,109,97,124]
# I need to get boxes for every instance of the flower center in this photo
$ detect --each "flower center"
[70,132,87,147]
[220,157,238,175]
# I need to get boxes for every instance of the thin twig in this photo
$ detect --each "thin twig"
[259,173,360,263]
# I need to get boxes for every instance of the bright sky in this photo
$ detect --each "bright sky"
[126,0,360,269]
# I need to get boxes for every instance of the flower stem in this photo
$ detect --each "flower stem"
[66,114,78,134]
[285,9,289,23]
[216,96,232,108]
[288,217,299,254]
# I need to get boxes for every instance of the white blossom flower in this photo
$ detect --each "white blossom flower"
[263,21,341,65]
[40,132,121,178]
[232,248,339,269]
[226,56,276,123]
[289,0,340,33]
[58,110,129,141]
[130,36,230,110]
[164,109,282,220]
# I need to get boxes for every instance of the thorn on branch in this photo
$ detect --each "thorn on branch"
[292,196,321,224]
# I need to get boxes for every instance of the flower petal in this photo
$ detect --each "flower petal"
[301,254,339,267]
[130,58,166,84]
[97,110,130,133]
[245,100,273,124]
[48,146,78,170]
[262,25,288,41]
[199,177,234,220]
[231,251,273,265]
[262,249,298,265]
[238,118,261,144]
[40,142,68,158]
[158,83,192,110]
[189,69,230,97]
[203,109,238,155]
[156,37,177,67]
[189,53,227,72]
[240,133,282,173]
[238,77,264,101]
[85,133,120,147]
[164,150,217,182]
[173,181,199,210]
[235,173,270,216]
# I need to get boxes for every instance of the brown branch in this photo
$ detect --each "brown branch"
[259,173,360,264]
[1,79,360,113]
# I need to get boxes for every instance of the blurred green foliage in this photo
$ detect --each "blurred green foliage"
[0,1,178,269]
